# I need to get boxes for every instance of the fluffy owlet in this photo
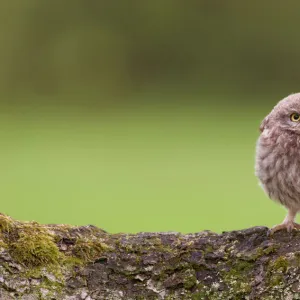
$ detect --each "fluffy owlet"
[255,93,300,233]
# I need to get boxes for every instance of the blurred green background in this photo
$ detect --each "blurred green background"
[0,2,298,233]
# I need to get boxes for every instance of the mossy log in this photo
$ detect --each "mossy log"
[0,215,299,299]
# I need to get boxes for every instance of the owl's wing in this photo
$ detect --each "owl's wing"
[259,116,269,132]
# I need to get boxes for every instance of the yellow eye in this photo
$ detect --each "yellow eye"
[291,113,300,122]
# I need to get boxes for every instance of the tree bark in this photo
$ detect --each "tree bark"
[0,214,298,299]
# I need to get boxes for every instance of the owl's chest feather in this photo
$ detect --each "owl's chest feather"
[256,133,300,208]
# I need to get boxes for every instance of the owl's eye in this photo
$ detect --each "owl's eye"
[290,113,300,122]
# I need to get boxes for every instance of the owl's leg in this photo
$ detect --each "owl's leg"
[269,208,299,234]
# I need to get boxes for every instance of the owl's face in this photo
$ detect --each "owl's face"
[260,93,300,134]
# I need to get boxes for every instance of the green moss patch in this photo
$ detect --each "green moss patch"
[0,214,14,233]
[72,238,110,262]
[10,223,61,267]
[269,256,289,273]
[0,215,111,268]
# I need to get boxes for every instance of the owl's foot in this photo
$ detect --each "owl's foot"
[269,221,300,235]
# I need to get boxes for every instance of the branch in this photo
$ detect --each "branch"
[0,214,297,299]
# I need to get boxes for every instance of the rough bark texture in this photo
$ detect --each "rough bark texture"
[0,214,300,299]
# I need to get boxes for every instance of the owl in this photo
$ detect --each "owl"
[256,93,300,233]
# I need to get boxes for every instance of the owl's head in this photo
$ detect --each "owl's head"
[260,93,300,134]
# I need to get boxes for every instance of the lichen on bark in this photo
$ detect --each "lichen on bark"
[0,214,299,299]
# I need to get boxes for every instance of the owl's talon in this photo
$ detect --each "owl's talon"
[293,223,300,230]
[269,221,300,235]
